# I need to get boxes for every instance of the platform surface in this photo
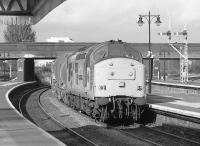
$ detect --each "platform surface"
[0,81,64,146]
[147,80,200,118]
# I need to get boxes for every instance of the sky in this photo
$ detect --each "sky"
[5,0,200,43]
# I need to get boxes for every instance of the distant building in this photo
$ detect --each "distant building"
[46,37,74,42]
[35,60,54,67]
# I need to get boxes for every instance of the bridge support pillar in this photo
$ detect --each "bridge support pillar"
[17,58,35,82]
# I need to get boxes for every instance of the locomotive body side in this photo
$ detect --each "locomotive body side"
[68,53,87,96]
[52,53,69,99]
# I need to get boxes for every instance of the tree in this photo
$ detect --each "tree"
[2,24,36,80]
[4,24,36,43]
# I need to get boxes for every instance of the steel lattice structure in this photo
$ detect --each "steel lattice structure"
[0,0,66,24]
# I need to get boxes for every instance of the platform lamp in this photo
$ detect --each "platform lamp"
[137,11,162,94]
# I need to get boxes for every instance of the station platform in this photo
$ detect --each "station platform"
[147,80,200,119]
[0,81,64,146]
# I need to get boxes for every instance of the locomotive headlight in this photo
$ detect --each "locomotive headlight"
[110,72,115,76]
[129,72,133,76]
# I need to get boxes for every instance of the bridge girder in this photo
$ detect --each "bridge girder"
[0,42,199,59]
[0,0,66,24]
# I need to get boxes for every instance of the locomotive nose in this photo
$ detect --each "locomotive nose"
[94,58,145,98]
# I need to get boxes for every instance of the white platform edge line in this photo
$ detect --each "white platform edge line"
[152,81,200,88]
[150,104,200,118]
[5,82,65,146]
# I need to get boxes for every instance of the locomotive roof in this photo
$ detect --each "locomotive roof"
[68,40,143,63]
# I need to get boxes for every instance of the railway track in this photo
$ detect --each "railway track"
[40,89,200,146]
[16,86,200,146]
[117,124,200,146]
[52,97,200,145]
[33,88,155,145]
[51,96,200,146]
[18,86,98,146]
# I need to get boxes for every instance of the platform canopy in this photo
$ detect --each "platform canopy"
[0,0,66,25]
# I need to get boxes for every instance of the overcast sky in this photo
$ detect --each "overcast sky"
[33,0,200,43]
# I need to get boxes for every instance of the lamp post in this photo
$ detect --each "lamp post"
[137,11,162,94]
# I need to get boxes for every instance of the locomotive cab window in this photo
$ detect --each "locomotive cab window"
[91,46,108,64]
[76,53,86,60]
[123,46,143,62]
[90,43,143,64]
[108,43,143,62]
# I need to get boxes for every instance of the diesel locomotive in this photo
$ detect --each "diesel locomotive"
[52,40,151,123]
